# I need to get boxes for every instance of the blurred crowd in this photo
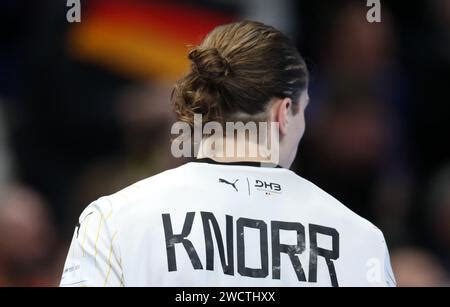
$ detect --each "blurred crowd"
[0,0,449,286]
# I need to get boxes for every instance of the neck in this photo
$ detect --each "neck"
[196,134,282,166]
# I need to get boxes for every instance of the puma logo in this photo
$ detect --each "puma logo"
[219,178,239,192]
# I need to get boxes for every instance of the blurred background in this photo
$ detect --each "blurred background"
[0,0,449,286]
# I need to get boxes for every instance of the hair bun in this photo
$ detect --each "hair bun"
[188,48,231,82]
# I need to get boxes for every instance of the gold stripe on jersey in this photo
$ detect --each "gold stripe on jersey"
[94,214,104,263]
[81,214,93,257]
[103,231,118,286]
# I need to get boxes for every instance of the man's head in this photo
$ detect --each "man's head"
[173,20,309,167]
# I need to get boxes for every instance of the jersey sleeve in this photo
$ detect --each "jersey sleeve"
[383,243,397,287]
[364,227,397,287]
[375,228,396,287]
[60,198,124,287]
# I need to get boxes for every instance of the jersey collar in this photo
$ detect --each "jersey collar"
[194,158,283,168]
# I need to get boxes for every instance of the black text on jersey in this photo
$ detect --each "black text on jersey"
[162,212,340,286]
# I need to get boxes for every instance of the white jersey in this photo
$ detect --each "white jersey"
[60,160,396,287]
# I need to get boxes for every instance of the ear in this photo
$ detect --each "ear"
[273,97,292,136]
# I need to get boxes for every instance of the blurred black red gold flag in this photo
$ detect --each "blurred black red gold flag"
[67,0,236,81]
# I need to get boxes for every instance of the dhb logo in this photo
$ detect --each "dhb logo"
[255,180,281,192]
